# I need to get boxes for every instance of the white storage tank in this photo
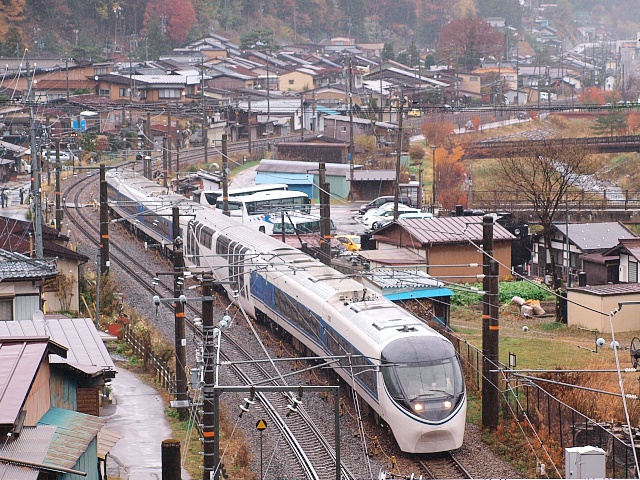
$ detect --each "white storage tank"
[565,446,606,479]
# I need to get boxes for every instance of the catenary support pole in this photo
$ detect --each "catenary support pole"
[482,214,499,430]
[173,207,188,421]
[222,134,229,216]
[99,164,109,274]
[202,276,215,480]
[55,141,62,231]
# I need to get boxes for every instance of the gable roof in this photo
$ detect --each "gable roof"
[374,215,515,245]
[603,237,640,260]
[553,222,636,252]
[0,318,115,378]
[0,217,88,263]
[0,250,58,282]
[0,337,67,426]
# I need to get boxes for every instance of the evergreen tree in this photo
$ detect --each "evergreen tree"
[382,42,395,61]
[145,16,171,60]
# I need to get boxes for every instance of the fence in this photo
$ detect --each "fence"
[121,324,176,394]
[470,189,640,213]
[434,323,637,478]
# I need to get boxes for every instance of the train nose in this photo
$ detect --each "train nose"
[414,428,460,453]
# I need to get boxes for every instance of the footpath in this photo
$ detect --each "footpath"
[104,365,191,480]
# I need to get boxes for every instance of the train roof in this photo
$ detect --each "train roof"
[341,299,440,345]
[109,168,372,299]
[191,206,365,298]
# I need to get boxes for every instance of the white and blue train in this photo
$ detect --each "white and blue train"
[106,169,467,453]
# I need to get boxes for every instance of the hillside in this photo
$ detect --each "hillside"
[0,0,525,59]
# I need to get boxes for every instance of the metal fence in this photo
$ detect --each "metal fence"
[434,324,637,478]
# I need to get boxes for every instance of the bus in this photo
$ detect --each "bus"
[193,183,289,207]
[216,190,311,234]
[272,213,336,235]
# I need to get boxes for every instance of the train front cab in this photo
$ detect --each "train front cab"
[380,335,466,453]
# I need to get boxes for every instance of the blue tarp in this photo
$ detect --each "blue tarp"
[383,288,455,301]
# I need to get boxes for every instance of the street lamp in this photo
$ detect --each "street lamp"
[431,144,437,207]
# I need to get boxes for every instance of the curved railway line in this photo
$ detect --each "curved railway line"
[62,171,358,480]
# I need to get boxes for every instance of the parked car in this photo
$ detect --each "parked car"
[44,151,76,162]
[374,211,434,230]
[363,204,420,230]
[358,196,412,215]
[334,234,361,252]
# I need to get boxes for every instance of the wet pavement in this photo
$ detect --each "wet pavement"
[104,366,190,480]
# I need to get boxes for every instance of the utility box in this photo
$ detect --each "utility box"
[565,446,606,479]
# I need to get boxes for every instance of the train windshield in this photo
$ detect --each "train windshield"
[381,336,464,421]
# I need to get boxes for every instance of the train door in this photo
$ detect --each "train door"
[186,220,201,267]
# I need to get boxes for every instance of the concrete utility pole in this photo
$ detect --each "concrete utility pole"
[162,137,168,188]
[319,163,331,266]
[201,275,216,480]
[55,141,62,231]
[173,207,188,420]
[222,134,229,216]
[27,55,43,258]
[393,97,405,221]
[247,96,252,154]
[202,57,208,166]
[347,56,355,201]
[145,112,152,179]
[99,165,110,275]
[482,214,499,430]
[167,109,172,174]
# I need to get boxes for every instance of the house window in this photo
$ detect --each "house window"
[289,79,294,85]
[99,88,110,97]
[119,88,128,98]
[159,88,181,99]
[0,298,12,321]
[630,260,638,283]
[470,76,479,82]
[339,126,347,133]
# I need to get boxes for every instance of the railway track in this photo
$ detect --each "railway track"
[416,452,472,479]
[62,171,357,480]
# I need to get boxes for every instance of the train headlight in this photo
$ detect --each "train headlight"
[443,400,452,409]
[413,403,424,412]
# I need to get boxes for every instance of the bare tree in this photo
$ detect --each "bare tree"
[496,140,600,290]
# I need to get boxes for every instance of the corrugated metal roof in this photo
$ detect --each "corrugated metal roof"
[0,425,56,480]
[369,268,444,290]
[375,216,515,245]
[353,170,396,181]
[0,338,53,426]
[0,318,115,377]
[568,283,640,296]
[97,429,122,460]
[258,159,353,176]
[554,222,636,252]
[38,407,106,469]
[358,248,424,265]
[0,140,27,154]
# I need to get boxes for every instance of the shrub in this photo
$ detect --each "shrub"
[451,281,554,307]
